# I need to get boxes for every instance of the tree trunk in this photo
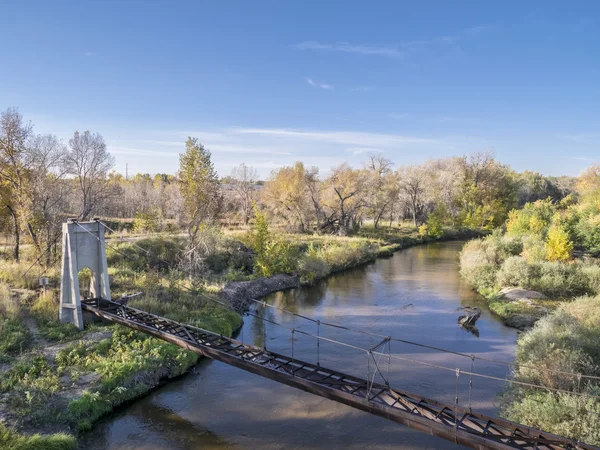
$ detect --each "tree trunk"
[7,205,19,261]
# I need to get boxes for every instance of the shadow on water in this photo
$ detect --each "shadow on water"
[79,241,518,450]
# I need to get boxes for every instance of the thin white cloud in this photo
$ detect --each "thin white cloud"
[297,41,405,58]
[83,51,95,57]
[346,147,385,155]
[108,146,174,156]
[295,25,494,61]
[232,127,442,148]
[306,77,333,90]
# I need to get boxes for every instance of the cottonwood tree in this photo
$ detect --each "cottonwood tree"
[64,131,115,220]
[0,108,32,260]
[178,137,221,244]
[457,150,518,228]
[323,163,367,235]
[261,162,313,232]
[230,163,258,225]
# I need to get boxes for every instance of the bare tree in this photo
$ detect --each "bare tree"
[230,163,258,225]
[364,155,396,228]
[398,165,426,228]
[64,131,115,220]
[24,134,71,261]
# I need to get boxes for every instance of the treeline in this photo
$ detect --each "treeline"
[0,106,582,264]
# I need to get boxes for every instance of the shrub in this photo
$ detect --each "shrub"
[132,210,161,234]
[297,255,330,284]
[520,234,546,263]
[459,239,500,293]
[503,296,600,444]
[581,263,600,296]
[496,256,531,288]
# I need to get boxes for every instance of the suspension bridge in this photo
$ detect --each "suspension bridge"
[59,220,600,450]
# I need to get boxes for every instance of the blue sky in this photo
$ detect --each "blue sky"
[1,1,599,178]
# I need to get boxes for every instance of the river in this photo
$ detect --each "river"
[79,241,519,450]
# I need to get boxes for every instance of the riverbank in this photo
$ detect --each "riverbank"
[459,234,600,330]
[1,225,480,449]
[77,239,519,450]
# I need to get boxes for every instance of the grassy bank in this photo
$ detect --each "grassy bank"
[501,295,600,445]
[0,250,240,449]
[244,223,481,285]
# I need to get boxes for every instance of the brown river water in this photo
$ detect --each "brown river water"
[79,241,519,450]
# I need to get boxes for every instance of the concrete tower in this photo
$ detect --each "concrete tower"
[59,220,111,330]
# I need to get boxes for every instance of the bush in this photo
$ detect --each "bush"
[521,234,546,263]
[528,261,590,297]
[503,296,600,444]
[459,239,500,293]
[297,255,330,284]
[132,210,161,234]
[496,256,531,288]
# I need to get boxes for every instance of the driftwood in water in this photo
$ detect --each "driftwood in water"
[458,307,481,327]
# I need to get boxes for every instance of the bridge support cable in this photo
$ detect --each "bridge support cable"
[81,297,598,450]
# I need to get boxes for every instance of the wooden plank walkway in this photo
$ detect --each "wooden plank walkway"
[81,297,598,450]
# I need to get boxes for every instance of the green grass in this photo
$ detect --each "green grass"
[0,423,76,450]
[57,328,200,431]
[0,317,31,359]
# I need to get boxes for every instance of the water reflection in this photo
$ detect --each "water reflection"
[80,241,518,450]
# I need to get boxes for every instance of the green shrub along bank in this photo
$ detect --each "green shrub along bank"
[502,296,600,445]
[459,198,600,325]
[246,208,481,285]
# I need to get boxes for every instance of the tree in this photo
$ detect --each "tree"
[546,223,573,262]
[0,108,32,260]
[230,163,258,225]
[398,165,426,228]
[24,133,71,263]
[457,151,518,229]
[261,162,313,232]
[177,137,221,241]
[64,131,115,220]
[323,163,367,235]
[364,155,398,228]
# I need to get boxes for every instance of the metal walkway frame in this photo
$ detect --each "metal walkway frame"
[81,297,597,450]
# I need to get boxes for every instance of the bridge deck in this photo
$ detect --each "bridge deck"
[81,298,596,450]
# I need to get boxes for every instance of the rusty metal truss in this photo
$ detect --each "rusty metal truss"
[81,297,598,450]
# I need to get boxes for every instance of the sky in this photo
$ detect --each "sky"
[1,1,599,178]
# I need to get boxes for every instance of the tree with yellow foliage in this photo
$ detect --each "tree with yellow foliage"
[545,223,573,262]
